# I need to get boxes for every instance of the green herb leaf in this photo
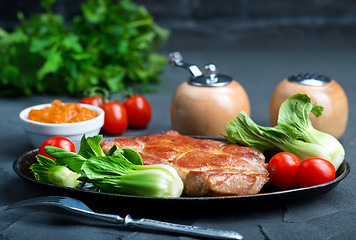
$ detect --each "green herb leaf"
[0,0,169,96]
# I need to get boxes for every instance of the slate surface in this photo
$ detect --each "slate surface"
[0,28,355,240]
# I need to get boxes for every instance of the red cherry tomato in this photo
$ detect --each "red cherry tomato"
[298,158,335,188]
[123,95,152,129]
[101,101,128,135]
[38,136,76,160]
[79,96,105,107]
[267,152,301,189]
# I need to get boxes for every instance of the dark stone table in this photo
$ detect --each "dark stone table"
[0,28,355,240]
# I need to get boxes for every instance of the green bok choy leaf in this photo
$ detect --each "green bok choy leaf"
[224,93,345,171]
[31,134,184,197]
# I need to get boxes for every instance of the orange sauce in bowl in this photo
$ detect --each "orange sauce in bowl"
[28,100,98,124]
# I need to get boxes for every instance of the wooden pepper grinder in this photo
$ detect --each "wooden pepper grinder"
[269,73,348,139]
[169,52,250,137]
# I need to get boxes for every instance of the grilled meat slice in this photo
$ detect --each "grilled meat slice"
[101,131,268,196]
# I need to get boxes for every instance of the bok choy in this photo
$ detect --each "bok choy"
[80,156,183,197]
[30,155,80,188]
[224,93,345,171]
[30,135,184,197]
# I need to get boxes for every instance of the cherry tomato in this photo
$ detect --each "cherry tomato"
[101,101,128,135]
[79,96,104,107]
[267,152,301,189]
[298,158,335,188]
[123,95,152,129]
[38,136,76,160]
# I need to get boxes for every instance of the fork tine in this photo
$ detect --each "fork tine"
[6,196,122,224]
[5,196,65,210]
[5,196,93,213]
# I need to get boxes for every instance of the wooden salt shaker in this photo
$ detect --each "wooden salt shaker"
[269,73,348,139]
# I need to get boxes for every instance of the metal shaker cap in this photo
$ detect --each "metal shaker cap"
[168,52,232,87]
[287,73,331,86]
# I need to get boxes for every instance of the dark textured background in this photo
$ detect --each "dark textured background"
[2,0,356,33]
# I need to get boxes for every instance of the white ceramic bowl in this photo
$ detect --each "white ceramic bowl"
[19,103,105,148]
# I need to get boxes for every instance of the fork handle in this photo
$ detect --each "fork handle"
[124,215,243,240]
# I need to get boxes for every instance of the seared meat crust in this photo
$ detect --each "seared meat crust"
[101,131,268,196]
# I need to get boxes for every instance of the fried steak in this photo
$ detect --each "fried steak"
[100,131,268,197]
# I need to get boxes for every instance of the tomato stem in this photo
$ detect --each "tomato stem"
[83,87,110,102]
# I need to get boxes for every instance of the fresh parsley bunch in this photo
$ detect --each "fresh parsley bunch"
[0,0,169,96]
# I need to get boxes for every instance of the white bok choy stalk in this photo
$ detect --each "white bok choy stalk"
[30,155,80,188]
[224,93,345,171]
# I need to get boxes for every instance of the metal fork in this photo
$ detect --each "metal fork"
[5,196,243,240]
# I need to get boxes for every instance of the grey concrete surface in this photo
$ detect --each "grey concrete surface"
[0,27,355,240]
